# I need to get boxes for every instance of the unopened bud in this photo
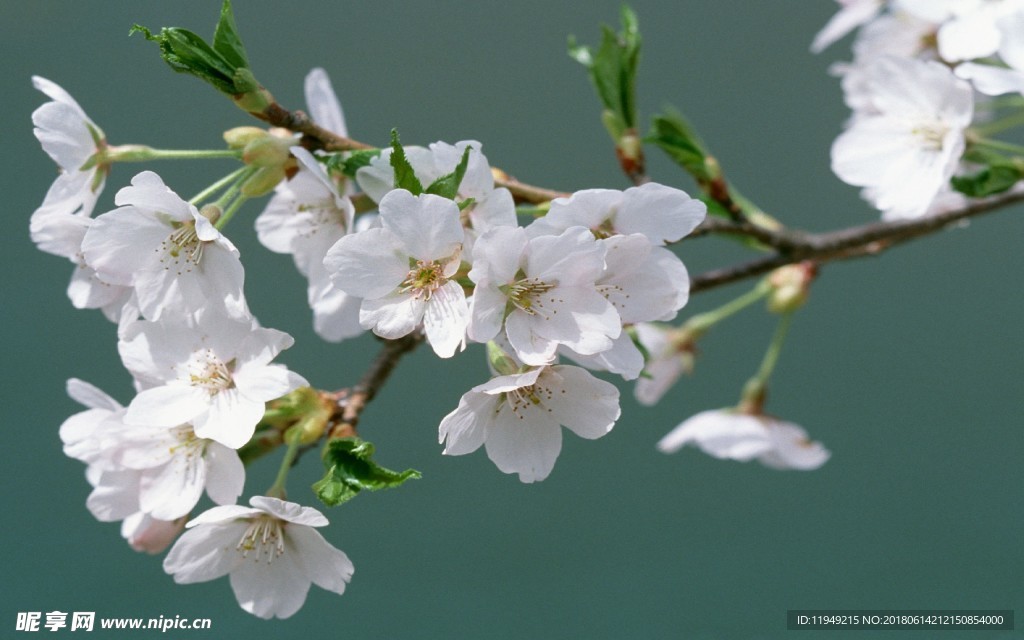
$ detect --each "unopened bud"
[617,132,642,162]
[241,165,287,197]
[224,126,268,149]
[766,262,816,314]
[487,341,519,377]
[242,135,292,167]
[199,204,222,224]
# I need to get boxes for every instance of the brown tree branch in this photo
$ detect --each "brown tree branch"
[690,190,1024,293]
[324,334,423,439]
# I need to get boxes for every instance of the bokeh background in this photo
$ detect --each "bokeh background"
[2,2,1021,638]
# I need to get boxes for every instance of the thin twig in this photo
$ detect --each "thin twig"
[690,190,1024,293]
[325,334,423,439]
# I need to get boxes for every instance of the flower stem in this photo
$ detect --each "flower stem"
[189,167,249,205]
[215,194,250,230]
[683,280,771,336]
[753,310,794,385]
[738,311,795,414]
[973,110,1024,138]
[267,427,303,499]
[106,145,242,163]
[970,137,1024,156]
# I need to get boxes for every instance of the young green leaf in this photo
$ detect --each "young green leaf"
[212,0,249,69]
[951,164,1023,197]
[312,437,421,507]
[425,146,472,199]
[389,129,424,195]
[568,5,642,139]
[647,109,713,182]
[325,149,382,179]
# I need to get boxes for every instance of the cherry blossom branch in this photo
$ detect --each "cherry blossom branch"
[690,189,1024,293]
[324,334,424,439]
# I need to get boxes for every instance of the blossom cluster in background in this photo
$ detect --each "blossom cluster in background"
[818,0,1024,219]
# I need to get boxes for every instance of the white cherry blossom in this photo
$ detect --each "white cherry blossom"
[121,513,186,554]
[632,323,694,406]
[657,409,830,471]
[955,11,1024,95]
[355,140,516,247]
[163,496,354,620]
[60,380,245,523]
[811,0,885,53]
[527,182,706,246]
[468,226,621,366]
[30,76,106,243]
[560,235,690,379]
[439,364,620,483]
[323,189,469,357]
[304,67,349,139]
[256,147,362,341]
[118,311,307,449]
[82,171,247,322]
[831,56,974,219]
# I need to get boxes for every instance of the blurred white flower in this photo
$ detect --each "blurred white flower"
[831,56,973,220]
[256,147,362,342]
[657,409,830,471]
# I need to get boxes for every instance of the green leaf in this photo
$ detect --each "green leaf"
[568,5,642,138]
[389,129,424,195]
[647,109,712,182]
[212,0,248,70]
[312,437,421,507]
[426,146,473,199]
[326,149,382,179]
[131,24,237,94]
[951,164,1023,197]
[132,1,269,112]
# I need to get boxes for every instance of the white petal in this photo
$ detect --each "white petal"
[304,68,348,137]
[544,366,620,439]
[438,391,495,455]
[250,496,329,527]
[234,364,307,402]
[423,281,469,357]
[360,292,425,339]
[140,455,206,520]
[67,378,122,411]
[288,525,354,595]
[379,190,464,261]
[230,552,311,619]
[192,389,265,449]
[203,443,246,505]
[484,405,562,483]
[616,183,707,244]
[324,228,409,299]
[163,521,247,583]
[126,385,210,427]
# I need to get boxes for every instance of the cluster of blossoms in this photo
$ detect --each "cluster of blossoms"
[35,72,353,619]
[816,0,1024,219]
[33,60,767,617]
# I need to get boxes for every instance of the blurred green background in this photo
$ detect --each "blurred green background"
[2,2,1021,638]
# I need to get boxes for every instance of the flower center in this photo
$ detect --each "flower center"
[911,121,949,151]
[501,377,561,420]
[237,516,286,563]
[188,349,233,395]
[168,426,205,459]
[296,201,346,238]
[159,221,204,274]
[399,259,447,300]
[505,276,557,317]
